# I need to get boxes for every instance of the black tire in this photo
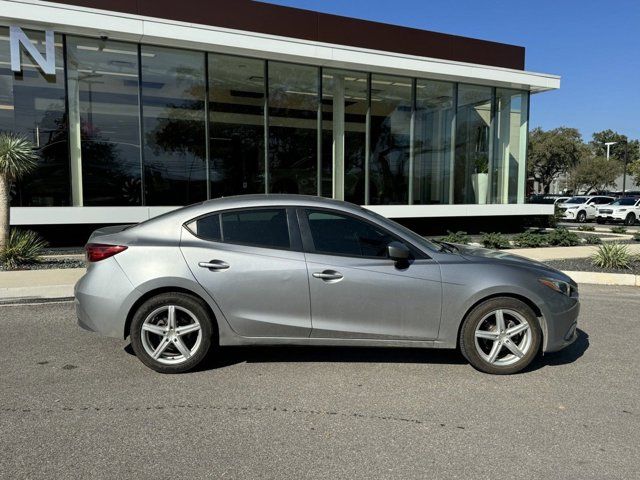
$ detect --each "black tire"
[130,292,214,374]
[576,211,587,223]
[624,213,636,226]
[459,297,542,375]
[596,218,605,224]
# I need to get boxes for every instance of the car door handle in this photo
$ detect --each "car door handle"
[312,270,343,281]
[198,260,230,270]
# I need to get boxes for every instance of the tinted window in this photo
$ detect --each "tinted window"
[613,198,638,206]
[307,210,396,257]
[187,214,221,241]
[221,209,289,249]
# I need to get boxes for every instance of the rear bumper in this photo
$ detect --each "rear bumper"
[74,258,137,338]
[543,299,580,353]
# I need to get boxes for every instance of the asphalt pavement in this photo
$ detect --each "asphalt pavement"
[1,285,638,479]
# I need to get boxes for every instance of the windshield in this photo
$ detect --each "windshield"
[565,197,588,204]
[361,208,440,252]
[611,198,638,206]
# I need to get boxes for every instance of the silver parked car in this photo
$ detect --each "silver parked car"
[75,195,580,375]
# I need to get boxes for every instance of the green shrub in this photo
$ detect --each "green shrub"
[512,231,548,248]
[634,232,640,242]
[439,230,471,244]
[0,229,47,269]
[577,225,595,232]
[583,234,602,245]
[547,227,580,247]
[480,232,509,249]
[591,243,636,270]
[610,225,627,234]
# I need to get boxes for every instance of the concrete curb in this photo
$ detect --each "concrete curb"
[562,271,640,287]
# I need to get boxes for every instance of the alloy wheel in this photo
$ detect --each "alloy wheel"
[140,305,203,365]
[474,309,533,367]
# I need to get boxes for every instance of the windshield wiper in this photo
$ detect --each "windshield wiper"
[432,240,459,253]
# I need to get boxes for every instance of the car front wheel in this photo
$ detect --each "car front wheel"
[459,297,542,374]
[576,211,587,223]
[624,213,636,226]
[130,292,214,373]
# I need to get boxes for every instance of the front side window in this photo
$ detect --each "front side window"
[306,209,397,258]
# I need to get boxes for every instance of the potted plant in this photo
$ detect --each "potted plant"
[471,154,489,204]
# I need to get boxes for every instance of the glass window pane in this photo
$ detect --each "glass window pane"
[268,62,318,195]
[492,89,528,204]
[413,79,454,205]
[221,208,289,249]
[322,69,367,203]
[369,74,412,205]
[187,214,221,241]
[0,28,70,206]
[455,84,492,204]
[66,37,142,206]
[306,209,395,257]
[209,54,265,197]
[141,45,207,206]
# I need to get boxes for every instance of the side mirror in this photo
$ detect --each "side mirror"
[387,241,410,262]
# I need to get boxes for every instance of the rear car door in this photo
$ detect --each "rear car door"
[299,208,442,340]
[180,207,311,338]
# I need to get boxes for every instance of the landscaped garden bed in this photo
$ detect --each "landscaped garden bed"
[545,258,640,275]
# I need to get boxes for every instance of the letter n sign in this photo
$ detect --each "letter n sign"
[10,26,56,75]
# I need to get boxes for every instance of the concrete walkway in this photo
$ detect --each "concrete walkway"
[510,243,640,261]
[1,243,639,301]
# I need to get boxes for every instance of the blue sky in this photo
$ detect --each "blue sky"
[265,0,640,142]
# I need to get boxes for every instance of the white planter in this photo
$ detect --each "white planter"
[471,173,488,204]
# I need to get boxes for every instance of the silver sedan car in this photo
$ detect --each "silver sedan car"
[75,195,580,375]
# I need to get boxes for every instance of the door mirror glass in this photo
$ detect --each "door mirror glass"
[387,241,410,261]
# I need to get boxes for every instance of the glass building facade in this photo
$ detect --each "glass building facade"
[0,27,529,208]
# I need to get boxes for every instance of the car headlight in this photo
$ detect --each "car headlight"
[539,278,572,296]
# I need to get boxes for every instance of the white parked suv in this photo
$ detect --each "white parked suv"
[558,196,614,223]
[596,197,640,225]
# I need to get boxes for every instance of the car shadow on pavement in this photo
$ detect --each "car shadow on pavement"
[193,345,468,371]
[524,328,589,373]
[124,328,589,373]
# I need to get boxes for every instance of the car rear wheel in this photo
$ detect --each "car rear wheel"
[576,211,587,223]
[130,292,214,373]
[624,213,636,226]
[459,297,542,375]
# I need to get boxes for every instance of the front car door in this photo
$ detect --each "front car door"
[180,207,311,338]
[299,208,442,340]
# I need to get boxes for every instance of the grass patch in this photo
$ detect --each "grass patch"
[577,225,595,231]
[610,225,627,234]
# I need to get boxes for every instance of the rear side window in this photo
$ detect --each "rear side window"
[222,209,290,249]
[187,209,290,249]
[306,210,395,258]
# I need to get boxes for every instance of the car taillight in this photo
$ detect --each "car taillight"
[85,243,128,262]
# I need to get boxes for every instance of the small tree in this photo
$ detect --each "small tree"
[0,133,38,250]
[527,127,584,193]
[568,155,622,194]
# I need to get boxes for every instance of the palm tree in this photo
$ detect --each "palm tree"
[0,132,38,250]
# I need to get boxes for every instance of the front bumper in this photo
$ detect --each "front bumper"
[596,213,627,221]
[561,209,578,220]
[543,298,580,353]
